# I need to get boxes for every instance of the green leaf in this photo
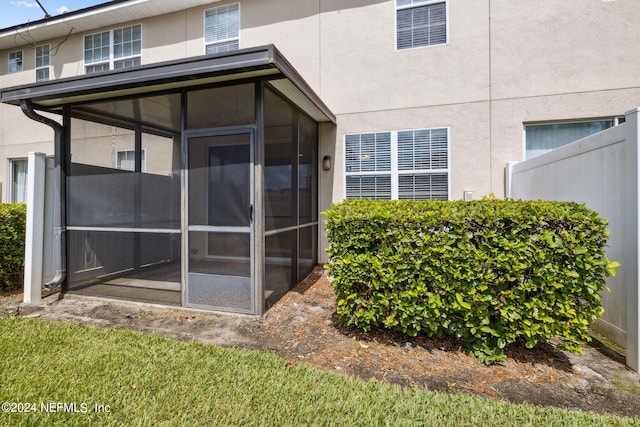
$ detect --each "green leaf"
[455,293,472,310]
[479,326,500,337]
[607,261,620,277]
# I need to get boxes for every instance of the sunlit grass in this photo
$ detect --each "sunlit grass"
[0,317,637,426]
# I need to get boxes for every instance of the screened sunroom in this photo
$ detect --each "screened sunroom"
[1,46,335,315]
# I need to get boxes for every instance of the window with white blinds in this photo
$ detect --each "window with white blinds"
[346,176,392,200]
[398,173,448,200]
[345,128,449,200]
[396,0,447,50]
[345,133,391,173]
[205,3,240,54]
[116,150,146,172]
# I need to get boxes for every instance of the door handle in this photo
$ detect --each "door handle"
[249,205,253,223]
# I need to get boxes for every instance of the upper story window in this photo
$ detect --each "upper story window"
[205,3,240,54]
[396,0,447,50]
[35,44,51,81]
[345,128,449,200]
[84,24,142,74]
[9,51,23,73]
[524,117,625,159]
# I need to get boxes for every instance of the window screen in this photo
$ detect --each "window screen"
[396,1,447,50]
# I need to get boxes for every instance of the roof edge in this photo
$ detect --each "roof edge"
[271,46,336,124]
[1,44,336,124]
[0,0,132,34]
[1,45,277,105]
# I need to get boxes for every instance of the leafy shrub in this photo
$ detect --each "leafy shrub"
[0,204,27,292]
[324,199,618,364]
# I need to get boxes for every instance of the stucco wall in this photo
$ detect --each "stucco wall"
[242,0,322,91]
[1,0,639,203]
[0,106,55,202]
[490,0,640,100]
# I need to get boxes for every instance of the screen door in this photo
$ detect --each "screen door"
[186,129,254,312]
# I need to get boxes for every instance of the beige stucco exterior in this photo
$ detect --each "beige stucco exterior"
[1,0,639,227]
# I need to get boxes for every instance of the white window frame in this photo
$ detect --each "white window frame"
[395,0,448,51]
[115,149,146,172]
[522,117,625,160]
[204,3,241,54]
[8,158,28,203]
[35,44,51,82]
[344,128,450,200]
[8,50,23,73]
[84,24,142,74]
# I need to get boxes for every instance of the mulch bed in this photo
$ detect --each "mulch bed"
[244,267,640,418]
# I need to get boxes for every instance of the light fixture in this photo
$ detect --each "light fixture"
[322,155,332,171]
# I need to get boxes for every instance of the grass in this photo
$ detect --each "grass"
[0,318,638,426]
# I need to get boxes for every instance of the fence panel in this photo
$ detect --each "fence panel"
[508,108,639,372]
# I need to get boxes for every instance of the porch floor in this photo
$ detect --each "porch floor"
[68,259,297,311]
[70,263,182,306]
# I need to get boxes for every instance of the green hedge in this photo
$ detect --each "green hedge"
[324,199,618,364]
[0,204,26,292]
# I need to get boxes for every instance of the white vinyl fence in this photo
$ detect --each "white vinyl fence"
[507,108,640,372]
[23,154,56,304]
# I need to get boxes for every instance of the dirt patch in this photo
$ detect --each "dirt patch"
[3,267,640,418]
[0,289,23,316]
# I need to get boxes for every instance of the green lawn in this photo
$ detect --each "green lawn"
[0,318,637,426]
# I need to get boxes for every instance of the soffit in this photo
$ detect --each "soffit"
[74,93,181,135]
[0,0,220,51]
[269,79,330,125]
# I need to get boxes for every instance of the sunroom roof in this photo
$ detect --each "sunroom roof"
[0,45,336,124]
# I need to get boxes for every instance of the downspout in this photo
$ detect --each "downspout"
[20,99,66,289]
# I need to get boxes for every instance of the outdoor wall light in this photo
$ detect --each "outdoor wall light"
[322,155,332,171]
